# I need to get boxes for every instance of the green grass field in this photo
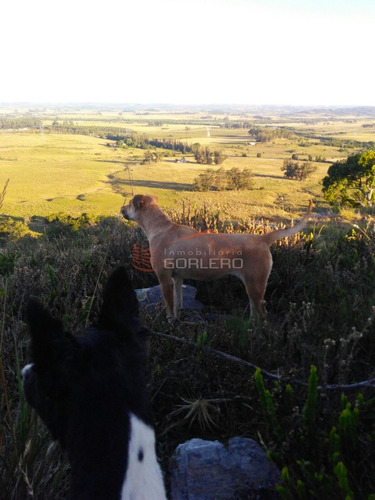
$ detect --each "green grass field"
[0,133,124,218]
[1,105,375,222]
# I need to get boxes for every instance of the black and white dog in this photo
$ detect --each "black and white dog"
[22,267,166,500]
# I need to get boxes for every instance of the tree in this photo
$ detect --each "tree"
[193,145,227,165]
[214,151,227,165]
[154,151,164,162]
[143,150,164,164]
[298,162,317,180]
[281,160,317,181]
[143,150,154,164]
[322,151,375,208]
[193,170,215,191]
[193,167,254,191]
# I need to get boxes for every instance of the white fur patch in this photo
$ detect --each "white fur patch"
[121,413,166,500]
[22,363,34,378]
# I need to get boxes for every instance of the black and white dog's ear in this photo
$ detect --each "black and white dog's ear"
[98,267,139,335]
[27,298,78,370]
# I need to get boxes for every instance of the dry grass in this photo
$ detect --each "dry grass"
[1,208,375,498]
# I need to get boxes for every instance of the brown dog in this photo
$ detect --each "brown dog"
[121,195,313,319]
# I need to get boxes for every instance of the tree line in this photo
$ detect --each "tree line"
[248,127,296,143]
[111,135,193,153]
[0,117,42,129]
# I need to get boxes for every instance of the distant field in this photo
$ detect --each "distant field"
[1,105,375,222]
[113,154,329,220]
[0,133,125,218]
[0,131,327,221]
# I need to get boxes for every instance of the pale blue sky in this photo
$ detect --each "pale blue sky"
[1,0,374,106]
[250,0,375,11]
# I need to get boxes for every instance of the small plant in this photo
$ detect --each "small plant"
[302,365,319,436]
[254,367,281,440]
[255,366,375,499]
[168,397,220,431]
[225,316,251,348]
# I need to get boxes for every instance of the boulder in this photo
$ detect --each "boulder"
[135,284,204,312]
[169,437,280,500]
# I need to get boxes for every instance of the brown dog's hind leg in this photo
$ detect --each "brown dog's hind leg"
[247,288,267,320]
[242,249,272,320]
[241,271,270,320]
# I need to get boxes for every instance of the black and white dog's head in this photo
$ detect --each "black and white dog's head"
[22,267,166,500]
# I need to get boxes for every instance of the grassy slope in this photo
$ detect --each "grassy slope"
[0,133,124,218]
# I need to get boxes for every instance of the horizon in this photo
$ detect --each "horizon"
[2,102,375,111]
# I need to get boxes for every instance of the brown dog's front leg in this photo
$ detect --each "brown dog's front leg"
[172,277,183,318]
[157,272,174,318]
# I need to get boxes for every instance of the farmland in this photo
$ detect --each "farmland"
[1,104,375,224]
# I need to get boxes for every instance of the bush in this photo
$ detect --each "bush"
[0,218,30,242]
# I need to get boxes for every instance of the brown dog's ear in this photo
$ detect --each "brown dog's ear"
[133,195,146,210]
[150,195,158,203]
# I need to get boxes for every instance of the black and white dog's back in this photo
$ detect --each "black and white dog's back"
[22,267,166,500]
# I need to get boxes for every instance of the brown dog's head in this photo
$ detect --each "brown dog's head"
[121,195,158,222]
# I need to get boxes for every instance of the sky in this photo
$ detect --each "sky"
[1,0,374,107]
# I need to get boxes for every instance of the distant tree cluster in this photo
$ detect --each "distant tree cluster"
[0,117,42,129]
[147,137,192,153]
[320,137,375,150]
[248,127,296,143]
[193,167,254,191]
[314,155,328,163]
[147,120,163,127]
[52,119,75,128]
[281,159,317,181]
[112,135,192,153]
[221,117,253,129]
[143,150,164,164]
[192,144,227,165]
[291,153,328,163]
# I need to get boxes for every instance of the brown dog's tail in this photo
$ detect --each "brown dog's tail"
[262,200,313,246]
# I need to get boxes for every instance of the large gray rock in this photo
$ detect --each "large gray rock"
[169,437,280,500]
[136,284,204,312]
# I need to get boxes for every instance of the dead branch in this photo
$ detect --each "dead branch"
[149,330,375,391]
